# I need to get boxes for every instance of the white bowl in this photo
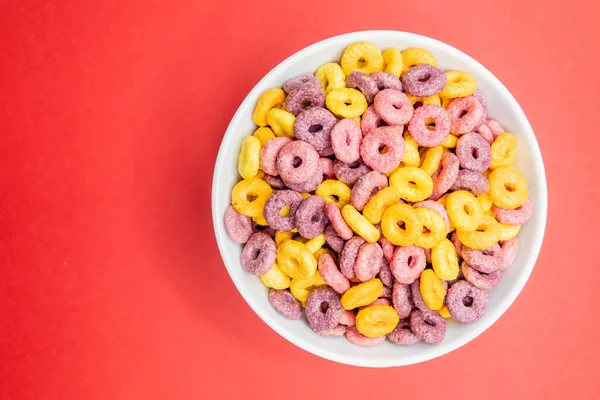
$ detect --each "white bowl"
[211,31,547,367]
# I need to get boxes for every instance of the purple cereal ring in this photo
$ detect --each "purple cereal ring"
[285,85,326,116]
[263,190,304,231]
[408,104,451,147]
[283,74,321,93]
[471,90,488,129]
[360,126,405,173]
[474,121,494,144]
[493,200,533,225]
[402,64,447,97]
[374,89,414,125]
[360,106,388,136]
[346,71,379,104]
[447,96,485,135]
[413,200,450,232]
[446,280,489,323]
[411,278,430,312]
[498,238,519,271]
[379,236,396,264]
[388,318,420,345]
[430,152,460,200]
[268,289,302,320]
[410,309,446,344]
[223,205,253,244]
[351,171,388,210]
[320,157,335,180]
[456,132,492,172]
[261,226,276,238]
[340,310,356,326]
[324,223,345,253]
[486,119,505,140]
[319,324,347,337]
[294,107,336,156]
[295,195,329,239]
[451,231,464,258]
[390,245,426,284]
[260,137,292,176]
[462,244,503,273]
[333,158,372,185]
[330,118,362,164]
[354,242,383,281]
[370,71,403,91]
[346,325,387,346]
[450,169,490,196]
[392,281,413,318]
[240,232,276,275]
[305,286,344,333]
[282,162,323,192]
[277,140,320,184]
[379,285,392,300]
[264,174,286,189]
[462,261,502,290]
[325,202,353,240]
[318,253,351,294]
[340,236,366,279]
[378,257,394,287]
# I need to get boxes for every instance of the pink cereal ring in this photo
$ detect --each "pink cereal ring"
[471,90,488,129]
[462,244,503,273]
[319,324,347,337]
[260,137,292,176]
[360,126,405,173]
[447,96,485,135]
[223,205,254,244]
[324,223,345,253]
[333,158,372,185]
[351,171,388,210]
[345,325,387,346]
[462,261,502,290]
[318,253,351,294]
[451,231,464,258]
[456,132,492,172]
[410,309,446,344]
[498,238,519,271]
[446,280,489,323]
[340,236,366,279]
[390,245,426,284]
[413,200,450,232]
[450,169,489,196]
[340,310,356,326]
[295,195,329,239]
[392,281,413,318]
[371,72,403,92]
[268,289,302,320]
[493,200,533,225]
[330,118,363,164]
[320,157,335,180]
[407,104,451,147]
[354,242,384,282]
[325,202,354,240]
[388,318,420,345]
[430,152,460,200]
[378,257,394,287]
[486,119,505,140]
[374,89,414,125]
[276,140,320,184]
[474,120,494,144]
[282,162,323,193]
[305,287,344,333]
[264,174,286,189]
[379,236,396,264]
[240,232,276,275]
[360,105,388,136]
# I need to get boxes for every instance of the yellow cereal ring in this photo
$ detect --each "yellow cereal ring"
[315,179,352,208]
[420,146,443,175]
[457,214,501,250]
[420,269,445,310]
[341,42,384,75]
[238,136,261,179]
[252,213,268,226]
[439,71,477,98]
[340,278,384,310]
[363,186,402,224]
[497,221,521,241]
[267,108,295,138]
[231,178,273,218]
[275,231,294,247]
[290,271,327,307]
[325,88,368,118]
[341,204,380,243]
[445,190,483,231]
[438,305,452,319]
[253,127,276,146]
[356,305,400,338]
[412,208,446,249]
[440,95,453,109]
[488,166,529,209]
[383,48,403,77]
[277,239,317,280]
[305,233,326,254]
[478,193,494,212]
[389,167,433,202]
[406,93,441,107]
[353,116,361,126]
[381,203,420,246]
[431,238,459,280]
[490,132,518,169]
[314,247,337,262]
[260,262,291,290]
[401,48,438,76]
[440,133,458,148]
[253,88,285,126]
[315,62,346,93]
[401,133,421,167]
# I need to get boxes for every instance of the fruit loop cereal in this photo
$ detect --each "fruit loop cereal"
[225,41,534,347]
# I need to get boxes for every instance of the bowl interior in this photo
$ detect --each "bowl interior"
[212,31,547,367]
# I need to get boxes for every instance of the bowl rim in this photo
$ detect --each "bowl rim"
[211,30,548,367]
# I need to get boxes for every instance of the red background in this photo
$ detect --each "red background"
[1,1,599,398]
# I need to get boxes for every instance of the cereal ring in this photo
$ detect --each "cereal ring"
[283,74,322,93]
[340,310,356,326]
[333,158,372,185]
[378,257,394,287]
[462,261,502,290]
[295,195,329,239]
[267,108,296,138]
[319,325,347,337]
[412,208,446,249]
[315,62,346,93]
[364,186,402,225]
[304,233,326,254]
[440,71,477,98]
[277,239,318,280]
[451,231,464,258]
[240,232,277,275]
[493,199,533,225]
[447,96,485,135]
[390,245,426,284]
[431,238,460,280]
[360,105,388,136]
[457,214,501,250]
[238,136,261,179]
[450,169,490,196]
[268,289,302,320]
[471,90,488,128]
[370,71,403,91]
[356,305,400,338]
[446,280,489,323]
[474,121,494,144]
[374,89,414,125]
[419,269,446,310]
[253,126,276,146]
[276,140,320,184]
[406,93,442,108]
[325,202,353,240]
[379,285,392,300]
[223,205,254,244]
[359,298,392,310]
[462,243,503,273]
[446,190,483,231]
[316,179,352,208]
[486,119,505,139]
[289,271,327,306]
[407,104,451,147]
[401,48,438,76]
[411,279,430,312]
[360,126,405,173]
[253,88,285,126]
[350,171,388,211]
[413,200,450,232]
[389,167,433,202]
[402,64,447,97]
[330,118,362,163]
[392,281,413,318]
[231,178,273,218]
[293,107,336,156]
[342,204,381,243]
[263,190,304,231]
[324,223,345,253]
[498,238,519,271]
[305,286,344,332]
[345,325,386,346]
[281,162,323,193]
[382,48,403,77]
[340,236,366,279]
[275,231,293,247]
[346,72,379,104]
[419,146,443,175]
[340,278,384,310]
[264,174,286,189]
[318,253,351,294]
[260,137,292,176]
[379,236,396,263]
[381,203,420,246]
[285,85,326,116]
[260,262,291,290]
[341,42,384,75]
[488,167,529,209]
[320,157,335,180]
[410,309,446,344]
[456,132,492,172]
[354,242,384,281]
[388,318,420,345]
[490,132,518,169]
[326,88,368,118]
[430,152,459,200]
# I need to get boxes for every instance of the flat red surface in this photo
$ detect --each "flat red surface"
[1,1,599,399]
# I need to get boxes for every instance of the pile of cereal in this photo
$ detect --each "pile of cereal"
[224,42,532,346]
